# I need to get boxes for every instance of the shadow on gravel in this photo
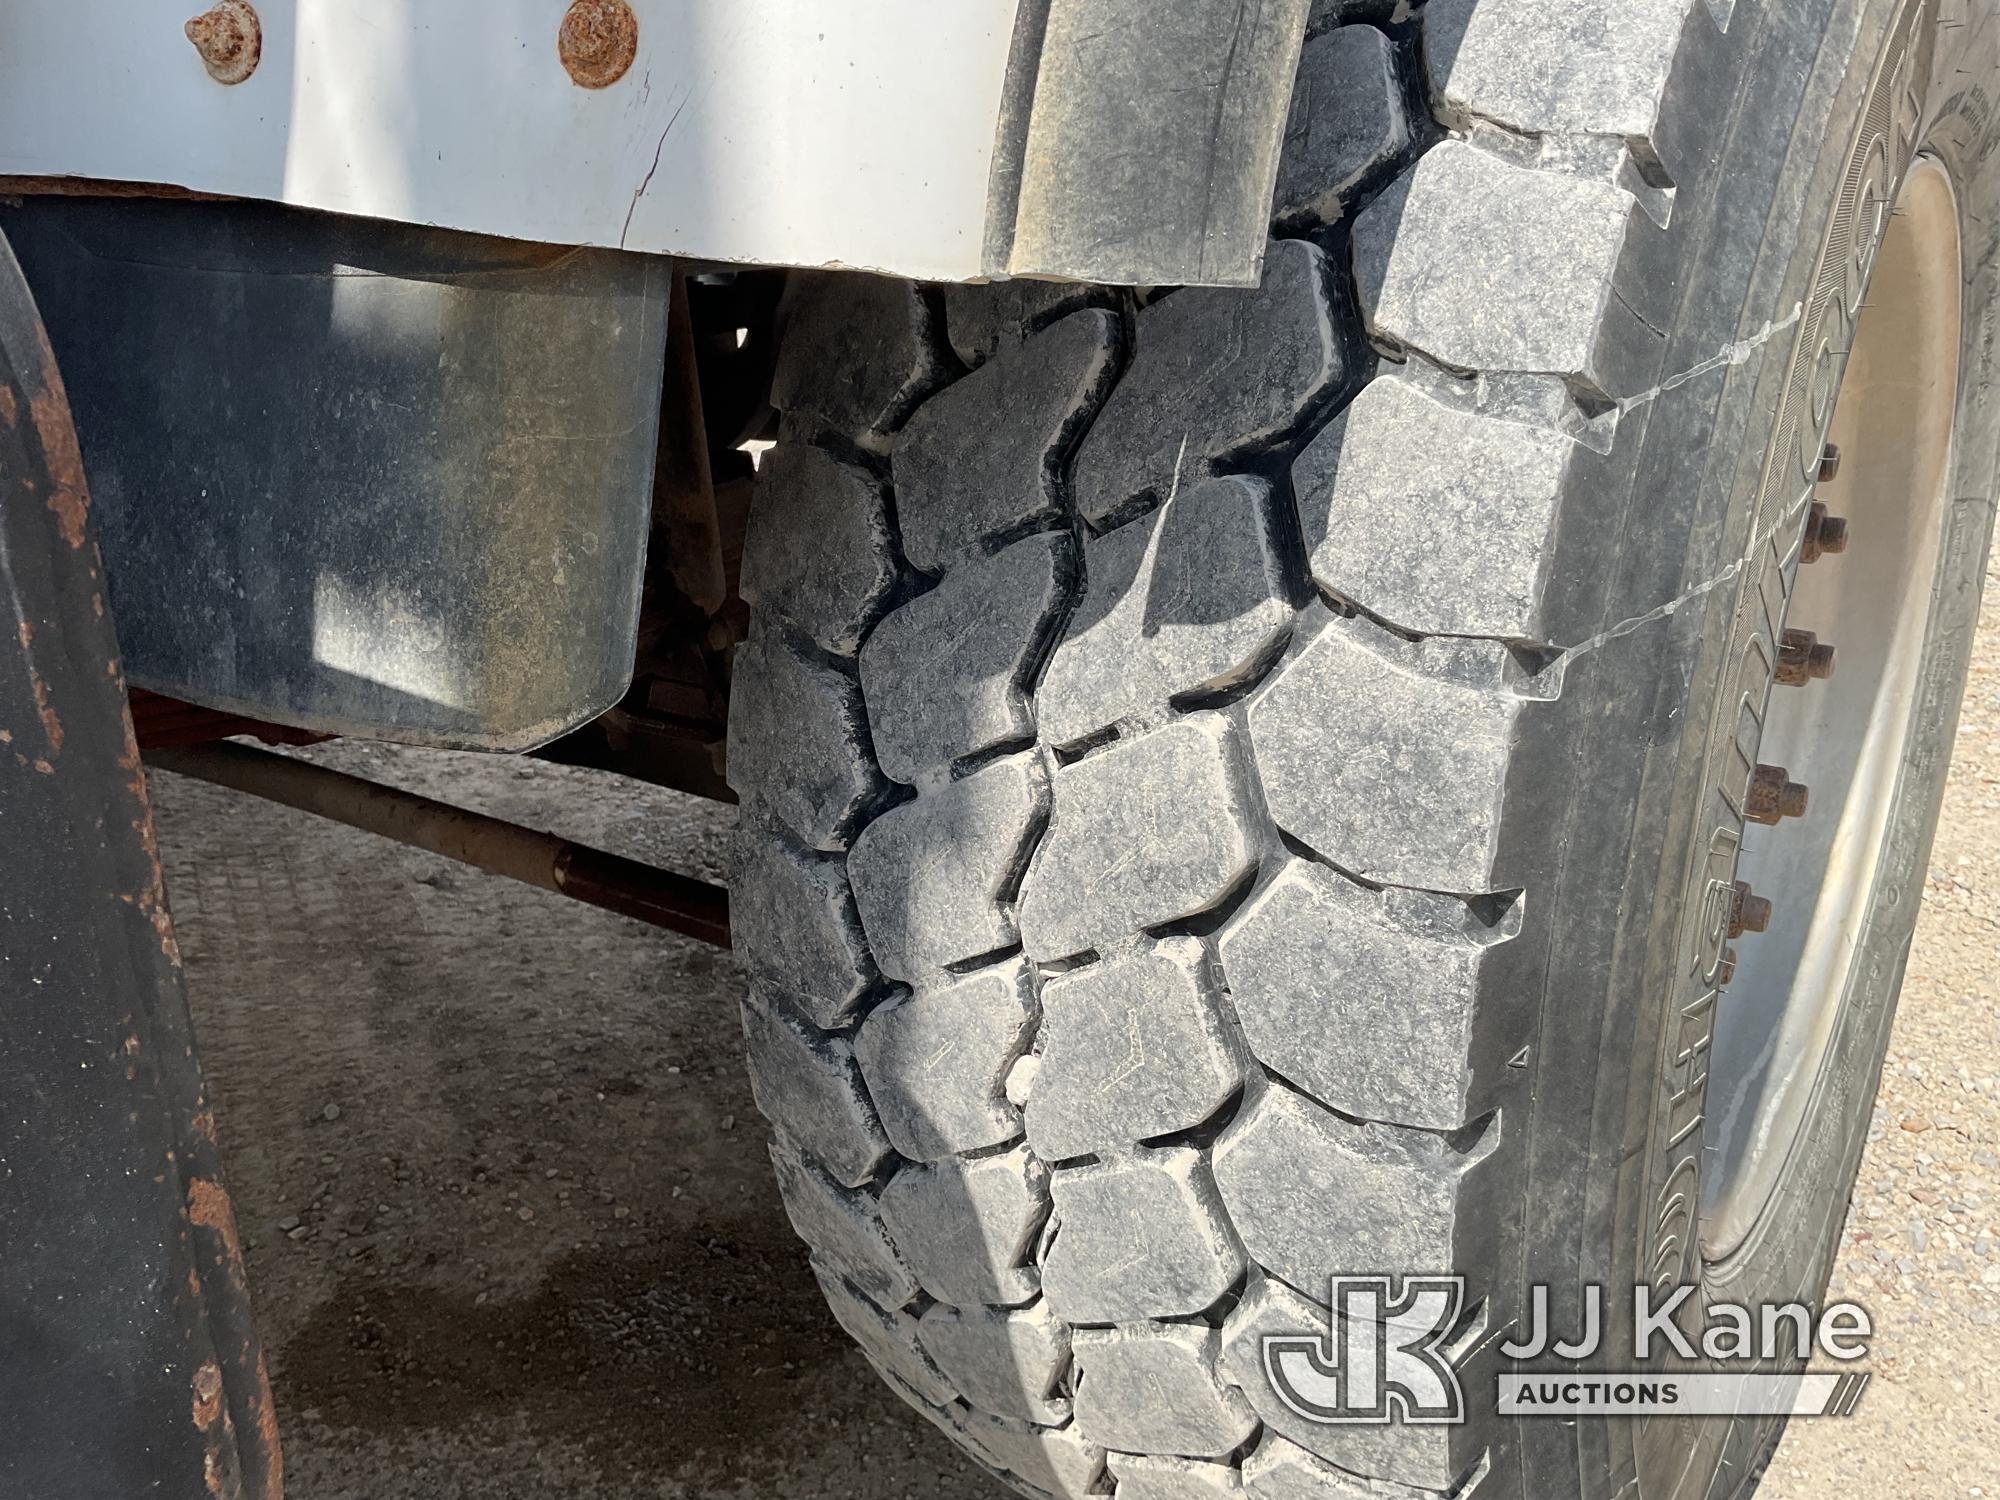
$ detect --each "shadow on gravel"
[277,1218,866,1484]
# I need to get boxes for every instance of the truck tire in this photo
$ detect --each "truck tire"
[727,1,1999,1496]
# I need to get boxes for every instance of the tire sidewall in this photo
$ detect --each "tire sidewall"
[1548,1,2000,1493]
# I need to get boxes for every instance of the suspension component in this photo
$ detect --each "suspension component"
[146,742,732,947]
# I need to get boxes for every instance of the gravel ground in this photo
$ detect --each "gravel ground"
[150,560,2000,1497]
[152,746,995,1499]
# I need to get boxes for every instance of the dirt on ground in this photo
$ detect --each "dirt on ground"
[151,559,2000,1498]
[152,746,993,1499]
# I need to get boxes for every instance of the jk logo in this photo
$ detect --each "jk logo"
[1262,1275,1466,1425]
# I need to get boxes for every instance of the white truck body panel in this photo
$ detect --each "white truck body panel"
[0,0,1020,280]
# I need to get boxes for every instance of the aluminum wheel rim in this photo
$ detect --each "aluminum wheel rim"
[1701,156,1964,1259]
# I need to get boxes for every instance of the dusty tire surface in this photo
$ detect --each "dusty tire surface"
[726,1,2000,1497]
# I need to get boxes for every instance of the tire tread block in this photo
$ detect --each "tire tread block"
[1026,937,1248,1160]
[1042,1147,1247,1325]
[1037,475,1292,748]
[1072,241,1345,527]
[1020,716,1260,963]
[855,958,1040,1162]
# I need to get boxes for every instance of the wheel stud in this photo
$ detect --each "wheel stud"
[1729,881,1773,938]
[1802,501,1850,563]
[1776,628,1837,685]
[1746,764,1810,825]
[1819,443,1841,482]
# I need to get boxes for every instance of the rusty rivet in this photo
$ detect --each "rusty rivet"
[1802,501,1850,563]
[185,0,261,85]
[1746,764,1809,825]
[1818,443,1842,483]
[1776,628,1837,686]
[1716,946,1739,986]
[559,0,638,89]
[1729,880,1773,938]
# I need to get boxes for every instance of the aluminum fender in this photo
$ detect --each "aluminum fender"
[0,0,1309,287]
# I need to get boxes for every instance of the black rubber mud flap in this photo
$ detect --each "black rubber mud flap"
[0,233,281,1499]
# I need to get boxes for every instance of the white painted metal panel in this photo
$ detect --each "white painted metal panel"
[0,0,1018,279]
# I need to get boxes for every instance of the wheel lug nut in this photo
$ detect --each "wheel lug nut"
[1776,628,1837,685]
[1802,501,1850,563]
[1717,946,1739,986]
[1819,443,1841,483]
[1746,764,1810,825]
[1729,881,1773,938]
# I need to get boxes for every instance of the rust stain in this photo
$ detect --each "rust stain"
[559,0,637,88]
[119,715,145,789]
[186,1178,244,1264]
[28,386,88,549]
[147,894,181,965]
[0,385,14,427]
[184,1163,281,1496]
[136,838,170,898]
[118,725,182,962]
[185,1,261,85]
[251,1351,284,1500]
[131,822,179,962]
[192,1360,225,1431]
[29,672,61,755]
[31,322,59,398]
[9,625,53,753]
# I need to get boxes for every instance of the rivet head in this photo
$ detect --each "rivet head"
[1729,881,1773,938]
[185,1,260,85]
[1819,443,1842,483]
[560,0,638,89]
[1777,628,1837,686]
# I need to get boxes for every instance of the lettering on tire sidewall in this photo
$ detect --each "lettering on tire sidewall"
[1639,0,1938,1486]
